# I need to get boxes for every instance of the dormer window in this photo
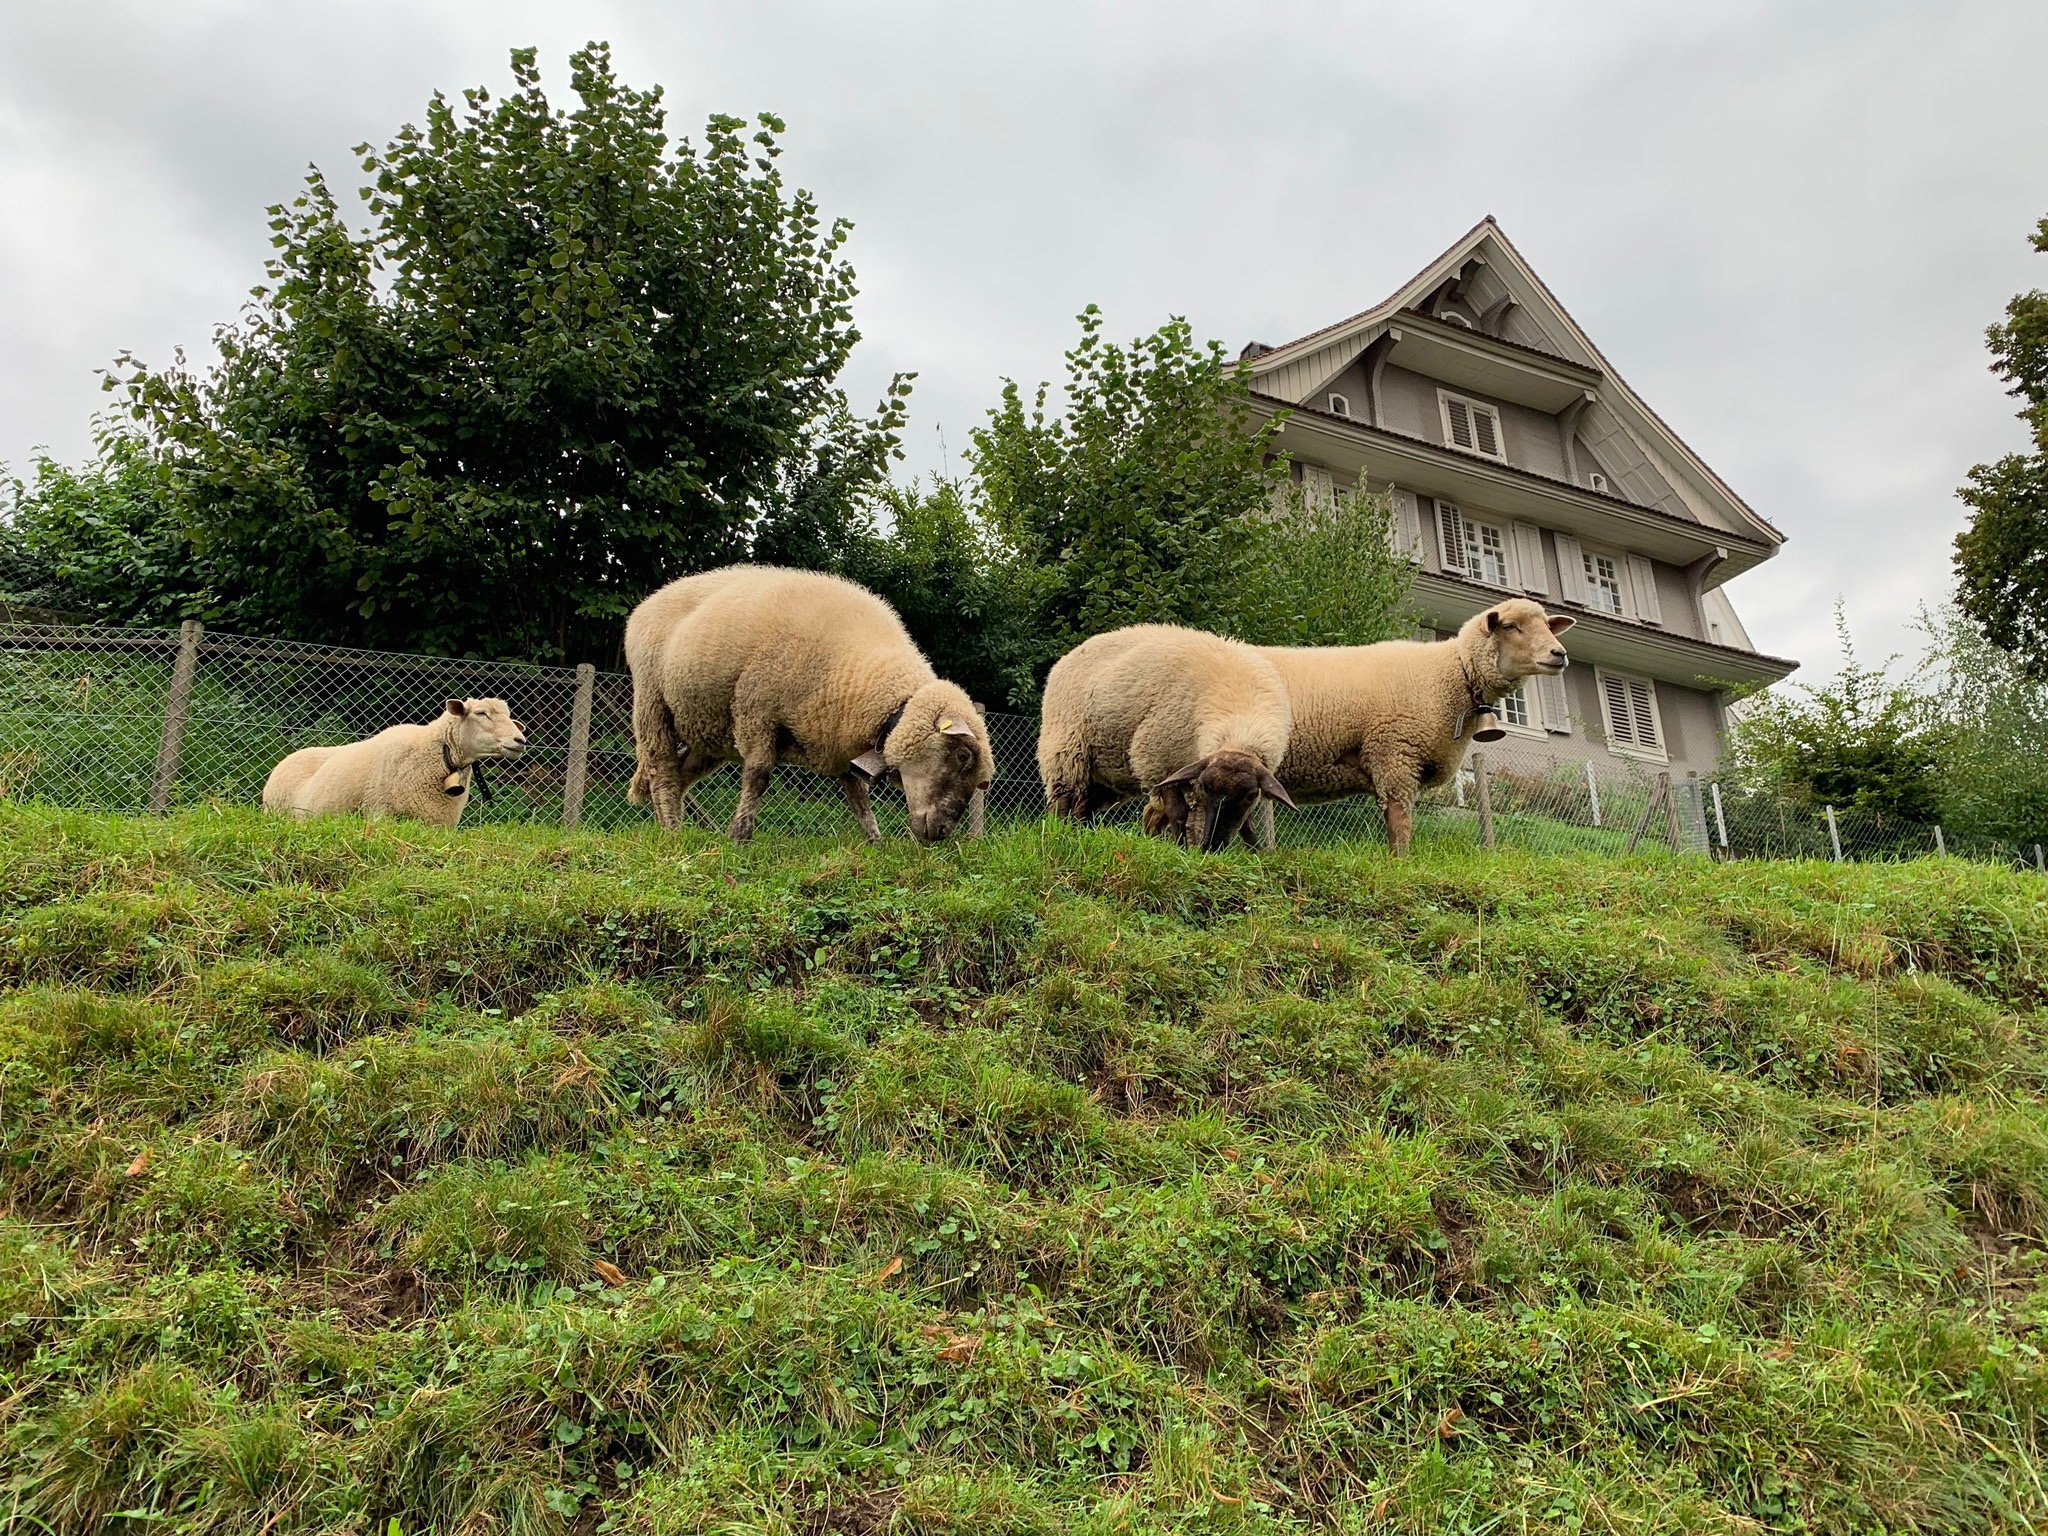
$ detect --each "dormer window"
[1437,390,1506,461]
[1587,471,1610,494]
[1328,392,1351,418]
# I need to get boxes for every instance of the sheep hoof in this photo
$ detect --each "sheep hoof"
[729,819,756,844]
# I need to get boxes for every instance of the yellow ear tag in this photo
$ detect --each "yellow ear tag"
[938,717,955,731]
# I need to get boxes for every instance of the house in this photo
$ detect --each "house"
[1238,217,1796,781]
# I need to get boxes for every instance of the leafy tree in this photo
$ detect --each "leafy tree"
[109,44,904,662]
[1954,213,2048,675]
[971,308,1290,668]
[1915,603,2048,846]
[0,430,208,625]
[1725,605,1943,824]
[1225,482,1414,648]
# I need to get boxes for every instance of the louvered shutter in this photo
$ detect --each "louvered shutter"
[1601,673,1638,748]
[1625,555,1663,625]
[1512,522,1547,594]
[1302,463,1336,514]
[1435,500,1467,573]
[1388,488,1425,560]
[1627,678,1661,749]
[1442,397,1476,451]
[1534,671,1570,734]
[1554,532,1588,605]
[1472,405,1502,458]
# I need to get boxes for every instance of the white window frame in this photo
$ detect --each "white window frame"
[1595,667,1667,762]
[1578,544,1628,617]
[1586,471,1610,494]
[1435,500,1515,588]
[1436,388,1507,462]
[1493,683,1546,739]
[1327,391,1352,418]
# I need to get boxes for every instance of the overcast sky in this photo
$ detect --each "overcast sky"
[4,0,2045,679]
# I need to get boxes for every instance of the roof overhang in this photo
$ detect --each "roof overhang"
[1383,313,1601,412]
[1246,393,1772,583]
[1410,573,1799,691]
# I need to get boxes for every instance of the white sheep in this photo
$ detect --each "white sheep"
[1038,623,1297,852]
[262,697,528,827]
[1259,597,1574,855]
[625,565,994,843]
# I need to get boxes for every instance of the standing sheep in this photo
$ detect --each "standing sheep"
[1038,623,1296,852]
[625,565,994,844]
[262,698,528,827]
[1260,598,1574,855]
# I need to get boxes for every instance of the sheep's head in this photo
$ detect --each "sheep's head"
[1153,749,1296,853]
[857,681,994,843]
[444,697,528,762]
[1465,598,1574,688]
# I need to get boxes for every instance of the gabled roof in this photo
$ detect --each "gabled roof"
[1242,217,1783,546]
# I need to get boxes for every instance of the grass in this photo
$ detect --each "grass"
[0,804,2043,1533]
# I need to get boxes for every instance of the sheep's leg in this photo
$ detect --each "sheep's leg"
[633,692,687,828]
[1382,792,1416,857]
[837,772,883,844]
[669,745,721,832]
[729,756,774,843]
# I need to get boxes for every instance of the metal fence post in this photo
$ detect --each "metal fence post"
[1709,781,1730,851]
[560,662,596,830]
[1933,824,1946,857]
[1824,804,1843,862]
[148,620,203,815]
[1584,760,1602,828]
[1661,771,1683,853]
[1256,798,1276,851]
[1472,751,1495,850]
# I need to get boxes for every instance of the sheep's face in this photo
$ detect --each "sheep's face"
[445,697,528,761]
[1475,599,1574,682]
[888,683,994,844]
[1154,749,1297,853]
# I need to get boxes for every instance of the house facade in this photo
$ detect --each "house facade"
[1239,217,1795,780]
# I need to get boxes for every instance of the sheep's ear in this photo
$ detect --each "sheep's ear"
[444,699,467,717]
[1258,770,1298,811]
[1547,614,1576,634]
[1485,609,1502,632]
[938,716,977,739]
[1155,760,1206,789]
[849,749,890,782]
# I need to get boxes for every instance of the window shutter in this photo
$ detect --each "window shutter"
[1601,672,1637,748]
[1601,673,1663,753]
[1472,405,1502,458]
[1625,554,1663,625]
[1301,463,1335,514]
[1512,522,1547,594]
[1554,532,1588,605]
[1627,678,1661,749]
[1534,671,1570,734]
[1435,500,1466,573]
[1442,397,1475,451]
[1388,488,1425,560]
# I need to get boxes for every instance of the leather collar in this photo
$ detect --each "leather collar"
[442,741,494,802]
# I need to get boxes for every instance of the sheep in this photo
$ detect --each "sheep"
[625,564,995,844]
[1038,623,1297,853]
[262,697,528,826]
[1258,597,1575,856]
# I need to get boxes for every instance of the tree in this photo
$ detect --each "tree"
[1954,213,2048,675]
[970,308,1290,668]
[1915,603,2048,846]
[1225,482,1414,648]
[109,44,904,662]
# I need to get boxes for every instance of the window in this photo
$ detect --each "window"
[1583,550,1625,615]
[1435,501,1512,586]
[1437,390,1506,461]
[1301,462,1336,514]
[1328,392,1351,417]
[1597,669,1665,759]
[1496,686,1530,729]
[1587,471,1609,494]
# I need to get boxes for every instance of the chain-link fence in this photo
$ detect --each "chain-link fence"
[2,620,2043,870]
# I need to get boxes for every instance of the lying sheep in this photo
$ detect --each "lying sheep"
[262,698,528,826]
[626,565,994,843]
[1260,597,1574,855]
[1038,623,1296,852]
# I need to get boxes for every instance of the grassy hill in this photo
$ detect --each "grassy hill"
[0,806,2044,1534]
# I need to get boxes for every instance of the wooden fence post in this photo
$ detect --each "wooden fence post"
[561,663,595,830]
[1824,804,1843,862]
[2035,843,2044,873]
[1661,771,1683,853]
[1624,774,1666,856]
[1257,797,1276,851]
[1933,824,1946,857]
[1472,750,1495,850]
[148,620,203,815]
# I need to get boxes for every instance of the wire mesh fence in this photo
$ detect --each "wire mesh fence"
[1,620,2042,870]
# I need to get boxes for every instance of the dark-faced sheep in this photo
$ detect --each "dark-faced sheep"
[1038,623,1296,852]
[1260,597,1575,855]
[625,565,995,843]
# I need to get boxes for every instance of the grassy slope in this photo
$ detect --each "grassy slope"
[0,808,2044,1535]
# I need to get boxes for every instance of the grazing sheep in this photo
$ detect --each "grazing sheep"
[1259,598,1575,855]
[1038,623,1296,852]
[625,565,995,844]
[262,698,528,827]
